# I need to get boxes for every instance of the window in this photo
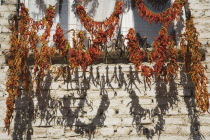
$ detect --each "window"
[21,0,185,46]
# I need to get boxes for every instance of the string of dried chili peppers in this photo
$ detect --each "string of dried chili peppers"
[5,3,32,133]
[53,24,70,56]
[76,1,123,40]
[69,31,92,72]
[126,28,145,71]
[180,17,209,113]
[150,26,178,81]
[31,5,56,92]
[135,0,185,24]
[126,28,153,85]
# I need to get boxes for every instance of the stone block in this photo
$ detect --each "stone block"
[47,126,64,139]
[33,127,48,138]
[199,116,210,125]
[104,118,121,126]
[163,125,180,134]
[205,10,210,17]
[99,127,114,136]
[122,117,151,126]
[164,117,184,125]
[4,0,17,5]
[116,127,131,135]
[0,5,16,12]
[179,126,191,135]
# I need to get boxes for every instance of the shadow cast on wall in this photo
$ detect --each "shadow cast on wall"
[128,77,179,139]
[12,64,204,140]
[180,65,205,140]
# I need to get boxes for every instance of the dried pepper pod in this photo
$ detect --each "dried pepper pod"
[32,5,56,91]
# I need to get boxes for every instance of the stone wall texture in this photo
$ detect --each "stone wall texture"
[0,0,210,139]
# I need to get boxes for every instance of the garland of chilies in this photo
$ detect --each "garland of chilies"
[180,17,209,113]
[69,31,92,72]
[53,24,70,56]
[4,0,210,133]
[76,1,123,40]
[150,26,178,81]
[135,0,185,25]
[125,26,178,84]
[126,28,153,84]
[5,4,34,133]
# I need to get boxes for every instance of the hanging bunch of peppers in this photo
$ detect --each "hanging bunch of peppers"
[135,0,185,25]
[126,28,154,85]
[32,5,57,91]
[5,3,57,132]
[180,17,209,113]
[5,19,20,134]
[69,31,92,72]
[126,28,145,71]
[150,26,178,81]
[5,4,33,133]
[53,24,70,56]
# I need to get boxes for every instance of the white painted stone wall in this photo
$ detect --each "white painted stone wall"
[0,0,210,139]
